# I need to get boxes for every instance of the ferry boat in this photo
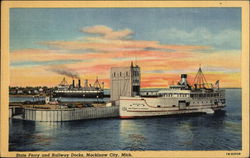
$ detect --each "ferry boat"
[119,67,226,118]
[53,77,104,98]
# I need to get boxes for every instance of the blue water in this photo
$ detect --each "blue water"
[9,89,241,151]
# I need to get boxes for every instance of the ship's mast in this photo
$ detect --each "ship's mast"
[192,67,208,89]
[93,77,102,89]
[59,77,69,86]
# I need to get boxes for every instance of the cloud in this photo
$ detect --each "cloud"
[39,37,209,53]
[202,67,240,73]
[10,59,83,67]
[157,27,241,50]
[10,25,241,88]
[81,25,134,40]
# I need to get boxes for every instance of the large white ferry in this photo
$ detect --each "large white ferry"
[119,68,226,118]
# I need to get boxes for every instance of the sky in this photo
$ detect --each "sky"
[10,8,241,88]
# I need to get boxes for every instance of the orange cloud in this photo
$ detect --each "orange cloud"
[82,25,134,40]
[10,25,241,88]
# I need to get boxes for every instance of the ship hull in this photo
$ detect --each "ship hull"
[119,96,225,118]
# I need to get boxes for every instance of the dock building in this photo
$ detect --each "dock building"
[110,62,140,101]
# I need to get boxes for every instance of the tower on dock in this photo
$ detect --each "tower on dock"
[110,62,140,101]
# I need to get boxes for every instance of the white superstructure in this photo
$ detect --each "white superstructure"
[119,68,226,118]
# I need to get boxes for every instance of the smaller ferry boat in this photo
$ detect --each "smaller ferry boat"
[53,77,104,98]
[119,67,226,118]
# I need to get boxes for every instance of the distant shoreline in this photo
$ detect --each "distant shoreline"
[9,94,46,97]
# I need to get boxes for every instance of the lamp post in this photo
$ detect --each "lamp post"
[32,96,35,108]
[83,94,85,106]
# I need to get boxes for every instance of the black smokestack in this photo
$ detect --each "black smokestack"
[181,74,187,79]
[78,79,81,88]
[72,80,75,88]
[180,74,187,85]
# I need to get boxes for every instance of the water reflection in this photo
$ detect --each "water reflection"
[119,120,147,150]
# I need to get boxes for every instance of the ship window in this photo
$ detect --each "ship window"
[113,72,116,77]
[157,105,161,107]
[120,72,122,76]
[172,105,176,107]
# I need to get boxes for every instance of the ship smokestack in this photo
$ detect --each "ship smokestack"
[78,79,81,88]
[181,74,187,85]
[84,79,89,88]
[72,79,75,88]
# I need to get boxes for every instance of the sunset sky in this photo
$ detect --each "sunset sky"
[10,8,241,88]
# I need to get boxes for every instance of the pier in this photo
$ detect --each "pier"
[11,106,119,122]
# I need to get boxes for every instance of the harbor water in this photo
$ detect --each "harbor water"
[9,89,241,151]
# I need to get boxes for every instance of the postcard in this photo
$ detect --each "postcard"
[1,1,249,158]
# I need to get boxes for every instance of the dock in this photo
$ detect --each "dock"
[10,105,119,122]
